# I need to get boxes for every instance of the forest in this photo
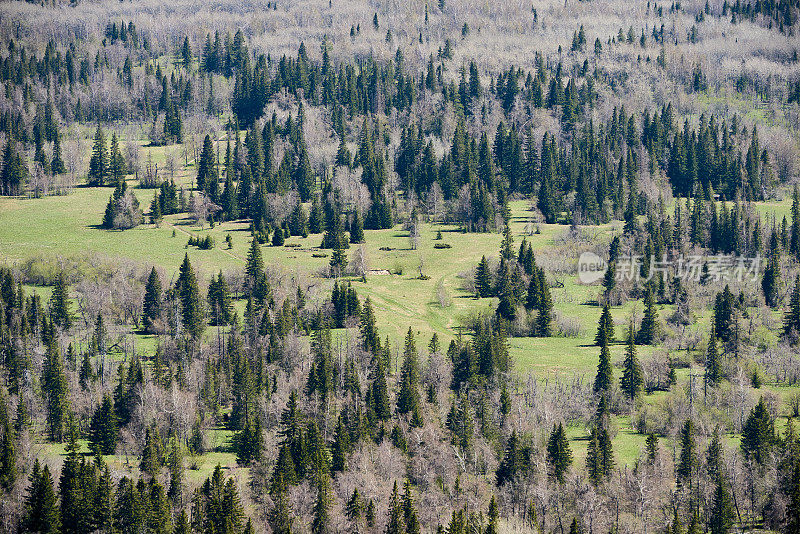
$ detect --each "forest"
[1,0,800,533]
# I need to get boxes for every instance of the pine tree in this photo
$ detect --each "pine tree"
[397,327,423,426]
[500,224,515,260]
[23,461,60,534]
[786,274,800,341]
[0,419,16,490]
[349,210,364,244]
[788,458,800,534]
[537,272,553,337]
[705,327,722,388]
[547,423,573,483]
[708,474,734,534]
[741,396,775,465]
[88,393,117,455]
[197,135,216,193]
[142,267,162,332]
[586,426,602,486]
[167,436,183,509]
[42,335,68,442]
[636,285,659,344]
[371,357,391,421]
[51,131,66,176]
[50,272,72,330]
[269,471,293,534]
[176,253,205,339]
[1,138,28,195]
[475,256,492,298]
[88,126,108,186]
[109,133,126,185]
[594,340,613,393]
[677,419,696,487]
[620,323,643,399]
[595,303,615,346]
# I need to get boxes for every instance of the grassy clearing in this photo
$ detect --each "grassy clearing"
[5,182,799,477]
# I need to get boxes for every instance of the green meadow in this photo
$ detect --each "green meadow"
[2,170,796,470]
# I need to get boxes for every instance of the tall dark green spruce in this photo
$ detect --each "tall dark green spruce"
[595,303,614,346]
[142,267,162,332]
[88,393,118,455]
[177,254,205,339]
[594,339,613,393]
[546,422,572,483]
[620,322,643,400]
[50,272,72,330]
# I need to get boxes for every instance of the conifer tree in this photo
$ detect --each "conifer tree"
[50,272,72,330]
[176,253,205,339]
[197,135,216,193]
[51,131,66,176]
[397,327,423,426]
[142,267,162,332]
[637,285,659,344]
[88,126,108,186]
[705,327,722,388]
[42,335,68,442]
[109,133,126,185]
[167,436,183,507]
[269,470,293,534]
[499,224,515,260]
[708,474,734,534]
[349,210,364,244]
[785,274,800,341]
[371,357,391,421]
[0,419,15,490]
[547,423,573,483]
[620,323,643,399]
[88,393,117,455]
[741,396,775,465]
[595,303,615,346]
[537,271,553,337]
[23,461,60,534]
[594,339,613,393]
[677,419,696,487]
[475,256,492,298]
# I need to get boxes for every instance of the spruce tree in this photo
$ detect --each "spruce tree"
[88,126,108,186]
[620,323,643,399]
[594,340,613,393]
[741,396,775,465]
[537,272,553,337]
[349,210,365,244]
[176,253,205,339]
[23,461,60,534]
[705,327,722,388]
[546,422,573,483]
[397,327,422,426]
[50,272,72,330]
[708,474,734,534]
[0,419,16,490]
[677,419,696,487]
[142,267,162,332]
[636,285,659,344]
[42,335,68,442]
[595,303,615,346]
[475,256,492,298]
[785,274,800,341]
[88,393,117,455]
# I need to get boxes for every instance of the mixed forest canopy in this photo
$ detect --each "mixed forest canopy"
[1,0,800,533]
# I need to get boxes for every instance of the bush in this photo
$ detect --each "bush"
[434,243,452,249]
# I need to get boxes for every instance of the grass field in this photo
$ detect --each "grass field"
[3,173,797,472]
